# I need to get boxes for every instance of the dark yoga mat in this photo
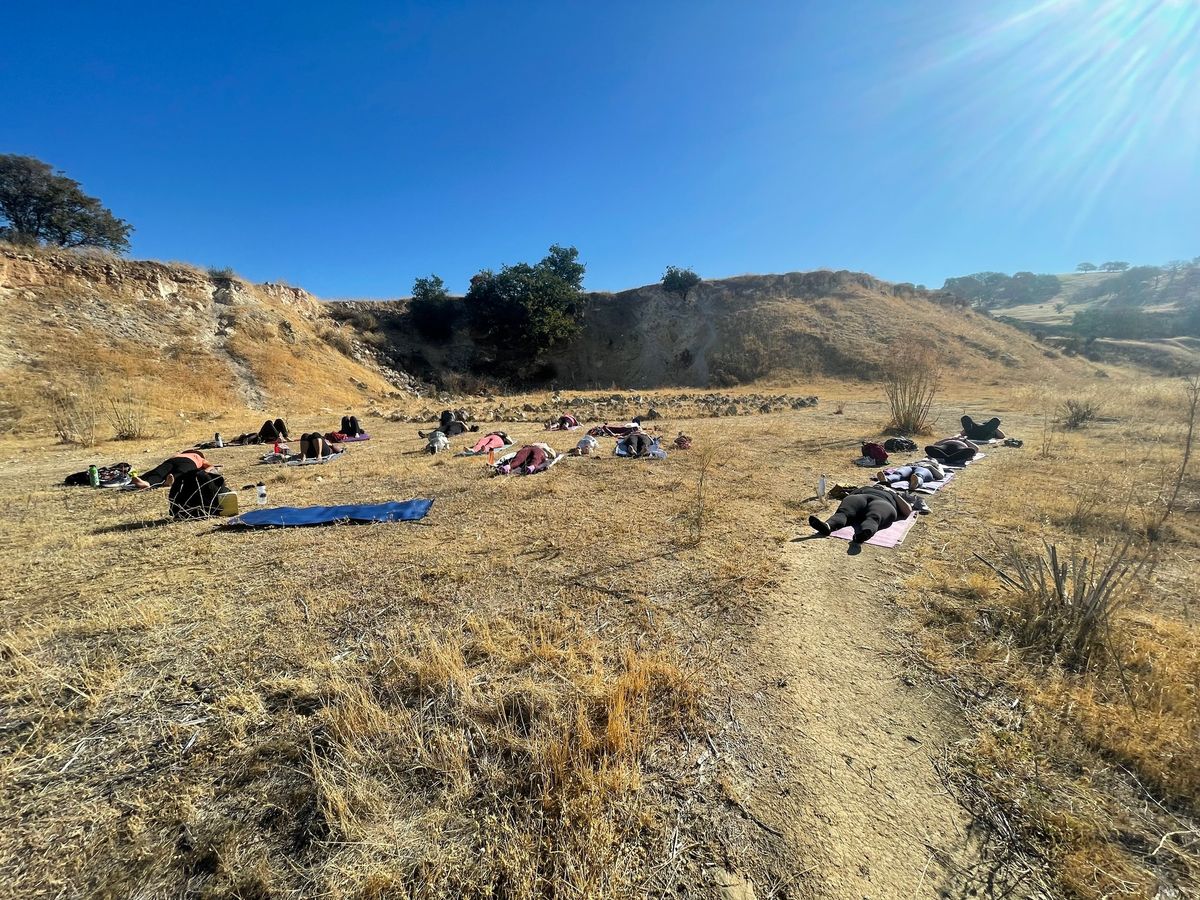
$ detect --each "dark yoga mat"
[226,499,433,528]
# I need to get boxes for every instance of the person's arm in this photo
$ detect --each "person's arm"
[889,488,913,517]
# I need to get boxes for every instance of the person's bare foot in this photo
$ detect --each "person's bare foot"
[131,476,150,489]
[909,473,920,490]
[163,473,175,488]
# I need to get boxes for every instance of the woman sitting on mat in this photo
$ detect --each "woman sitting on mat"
[924,437,979,467]
[299,432,342,460]
[131,450,218,489]
[959,415,1004,441]
[875,460,945,490]
[809,484,913,543]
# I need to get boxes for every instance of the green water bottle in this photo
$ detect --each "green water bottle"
[88,465,100,487]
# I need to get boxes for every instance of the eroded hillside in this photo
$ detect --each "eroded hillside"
[339,271,1093,389]
[0,245,407,429]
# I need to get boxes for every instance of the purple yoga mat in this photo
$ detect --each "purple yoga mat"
[829,512,919,549]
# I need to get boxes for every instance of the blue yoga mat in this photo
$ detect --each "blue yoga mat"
[226,499,434,528]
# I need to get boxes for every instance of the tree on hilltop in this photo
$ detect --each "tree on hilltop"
[662,266,702,299]
[1076,262,1098,273]
[1100,261,1130,272]
[465,245,586,366]
[0,155,131,252]
[408,274,459,342]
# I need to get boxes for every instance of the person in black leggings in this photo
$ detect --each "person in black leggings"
[258,418,290,442]
[300,432,340,460]
[131,450,216,489]
[809,485,913,542]
[340,415,364,437]
[960,415,1004,441]
[925,437,979,466]
[418,420,478,439]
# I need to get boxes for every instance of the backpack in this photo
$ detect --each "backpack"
[883,437,917,453]
[168,469,227,519]
[861,442,888,465]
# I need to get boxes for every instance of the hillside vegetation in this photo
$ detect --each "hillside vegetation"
[0,245,406,433]
[336,270,1089,390]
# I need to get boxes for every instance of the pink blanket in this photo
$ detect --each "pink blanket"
[829,512,919,549]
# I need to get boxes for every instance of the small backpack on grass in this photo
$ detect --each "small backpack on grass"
[168,469,227,519]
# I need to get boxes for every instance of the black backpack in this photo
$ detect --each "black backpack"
[883,437,918,453]
[168,469,226,519]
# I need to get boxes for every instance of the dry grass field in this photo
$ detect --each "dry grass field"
[1,374,1196,899]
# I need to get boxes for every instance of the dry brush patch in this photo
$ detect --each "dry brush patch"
[900,389,1200,899]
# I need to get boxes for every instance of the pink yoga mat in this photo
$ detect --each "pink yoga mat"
[829,512,919,549]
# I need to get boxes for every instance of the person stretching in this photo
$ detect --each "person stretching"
[131,450,217,489]
[875,460,945,490]
[340,415,364,437]
[809,485,913,543]
[960,415,1004,441]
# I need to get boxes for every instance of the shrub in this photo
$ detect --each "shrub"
[318,323,356,357]
[882,348,941,434]
[1060,397,1101,429]
[662,266,701,299]
[207,266,237,281]
[989,540,1151,672]
[108,389,150,440]
[47,388,97,446]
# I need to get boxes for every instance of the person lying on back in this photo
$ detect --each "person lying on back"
[300,432,342,460]
[924,437,979,467]
[959,415,1004,441]
[340,415,364,437]
[875,460,945,490]
[418,420,479,439]
[131,450,218,489]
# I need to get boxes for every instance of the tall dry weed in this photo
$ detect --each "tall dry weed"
[108,389,151,440]
[882,347,941,434]
[47,388,98,446]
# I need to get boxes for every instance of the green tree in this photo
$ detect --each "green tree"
[1076,262,1098,273]
[1100,261,1130,272]
[465,245,586,366]
[408,274,458,341]
[662,265,702,299]
[0,155,131,252]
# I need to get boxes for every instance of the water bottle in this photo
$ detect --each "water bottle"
[215,432,223,448]
[88,465,100,487]
[818,474,827,501]
[256,482,267,505]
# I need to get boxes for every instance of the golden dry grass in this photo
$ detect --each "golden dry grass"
[0,371,1196,898]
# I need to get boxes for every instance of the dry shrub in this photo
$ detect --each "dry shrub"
[47,388,98,446]
[1059,397,1102,429]
[990,541,1152,673]
[882,346,941,434]
[317,323,356,357]
[107,389,151,440]
[677,446,717,546]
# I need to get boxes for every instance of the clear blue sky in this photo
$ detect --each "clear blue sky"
[3,1,1197,297]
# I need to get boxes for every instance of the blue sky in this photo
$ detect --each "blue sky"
[3,1,1197,297]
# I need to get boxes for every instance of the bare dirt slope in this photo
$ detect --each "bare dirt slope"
[0,245,404,429]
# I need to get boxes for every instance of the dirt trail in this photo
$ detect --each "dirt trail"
[742,535,988,899]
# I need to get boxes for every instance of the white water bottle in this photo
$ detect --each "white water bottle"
[256,482,267,505]
[818,474,827,501]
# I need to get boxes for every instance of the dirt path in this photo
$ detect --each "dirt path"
[738,533,989,899]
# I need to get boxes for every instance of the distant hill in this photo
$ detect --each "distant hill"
[941,262,1200,372]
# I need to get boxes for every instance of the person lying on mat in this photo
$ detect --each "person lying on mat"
[494,443,558,475]
[959,415,1004,441]
[875,460,945,490]
[924,437,979,467]
[808,484,913,543]
[340,415,365,437]
[619,432,654,457]
[300,432,342,460]
[131,450,218,489]
[418,420,479,439]
[468,431,511,454]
